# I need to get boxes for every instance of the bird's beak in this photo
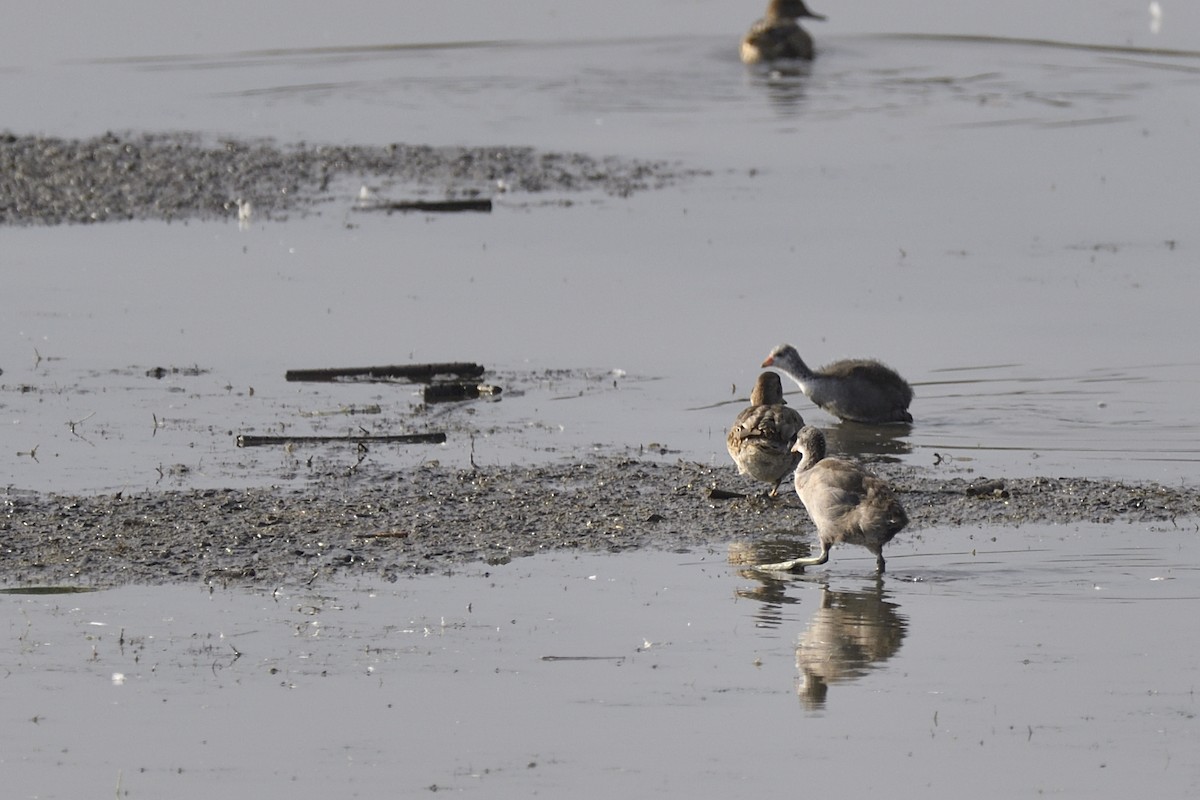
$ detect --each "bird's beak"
[761,356,775,368]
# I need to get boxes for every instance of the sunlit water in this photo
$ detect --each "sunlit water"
[3,2,1200,796]
[4,523,1198,798]
[6,23,1200,490]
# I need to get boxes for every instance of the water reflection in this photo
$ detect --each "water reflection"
[794,581,907,710]
[822,422,913,462]
[730,540,809,629]
[733,541,909,710]
[744,64,813,114]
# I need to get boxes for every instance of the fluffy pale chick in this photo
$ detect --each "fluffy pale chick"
[758,426,908,573]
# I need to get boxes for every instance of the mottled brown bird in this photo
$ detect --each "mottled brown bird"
[727,372,805,496]
[740,0,826,64]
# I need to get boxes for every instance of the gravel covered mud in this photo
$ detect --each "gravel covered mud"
[1,131,699,226]
[4,459,1198,588]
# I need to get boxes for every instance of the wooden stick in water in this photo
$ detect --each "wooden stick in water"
[357,199,492,213]
[236,432,447,448]
[285,363,484,383]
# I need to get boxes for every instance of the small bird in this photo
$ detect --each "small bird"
[758,426,908,573]
[763,343,914,424]
[740,0,827,64]
[727,372,805,496]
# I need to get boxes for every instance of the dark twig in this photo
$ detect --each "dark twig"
[285,363,484,383]
[236,432,447,448]
[356,198,493,213]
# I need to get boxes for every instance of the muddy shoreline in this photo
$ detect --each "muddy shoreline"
[1,131,702,226]
[4,458,1197,588]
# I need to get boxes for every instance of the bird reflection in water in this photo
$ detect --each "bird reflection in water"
[732,540,908,710]
[730,539,809,629]
[820,422,913,463]
[746,67,814,116]
[794,581,907,710]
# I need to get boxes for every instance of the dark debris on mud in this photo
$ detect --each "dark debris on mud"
[3,458,1197,588]
[0,130,700,226]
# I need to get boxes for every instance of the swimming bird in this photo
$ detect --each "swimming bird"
[758,426,908,573]
[740,0,826,64]
[727,372,805,496]
[762,343,914,424]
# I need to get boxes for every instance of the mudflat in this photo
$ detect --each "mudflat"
[5,458,1197,586]
[1,131,699,226]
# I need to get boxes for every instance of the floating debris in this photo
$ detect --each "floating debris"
[285,362,485,383]
[356,198,493,214]
[423,383,503,403]
[235,432,447,448]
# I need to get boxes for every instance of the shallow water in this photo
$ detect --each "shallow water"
[6,20,1200,490]
[3,2,1200,796]
[4,522,1198,798]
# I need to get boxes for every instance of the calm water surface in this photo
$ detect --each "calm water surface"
[4,527,1199,798]
[3,2,1199,796]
